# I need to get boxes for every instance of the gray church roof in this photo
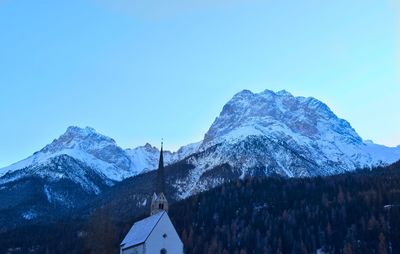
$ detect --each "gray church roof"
[121,211,166,250]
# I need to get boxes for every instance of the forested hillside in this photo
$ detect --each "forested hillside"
[1,161,399,254]
[170,161,400,254]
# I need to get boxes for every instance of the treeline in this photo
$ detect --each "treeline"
[1,162,400,254]
[170,162,400,254]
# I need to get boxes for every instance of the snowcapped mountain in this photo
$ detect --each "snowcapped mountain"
[1,127,131,184]
[0,126,199,227]
[171,89,400,198]
[125,141,201,174]
[1,88,399,220]
[0,126,196,195]
[201,89,400,168]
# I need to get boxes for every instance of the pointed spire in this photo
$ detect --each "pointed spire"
[156,141,165,194]
[151,140,169,215]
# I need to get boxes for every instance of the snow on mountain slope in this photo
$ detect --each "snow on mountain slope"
[169,141,202,161]
[202,89,361,148]
[0,155,108,195]
[125,143,161,174]
[172,89,400,198]
[201,89,400,167]
[0,127,198,191]
[125,141,201,173]
[1,89,399,202]
[0,127,131,181]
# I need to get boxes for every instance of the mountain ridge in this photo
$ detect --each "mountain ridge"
[1,88,399,227]
[0,126,197,182]
[1,89,399,194]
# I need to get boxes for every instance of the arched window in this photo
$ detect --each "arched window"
[160,248,167,254]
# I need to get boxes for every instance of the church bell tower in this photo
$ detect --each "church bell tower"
[150,142,169,215]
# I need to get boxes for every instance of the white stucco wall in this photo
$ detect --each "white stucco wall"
[144,213,184,254]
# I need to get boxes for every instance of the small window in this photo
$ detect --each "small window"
[159,203,164,209]
[163,233,167,238]
[160,248,167,254]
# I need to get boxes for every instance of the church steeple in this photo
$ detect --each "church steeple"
[151,141,169,215]
[157,142,165,194]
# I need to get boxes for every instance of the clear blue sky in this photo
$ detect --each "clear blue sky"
[0,0,399,167]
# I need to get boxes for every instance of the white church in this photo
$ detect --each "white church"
[120,143,184,254]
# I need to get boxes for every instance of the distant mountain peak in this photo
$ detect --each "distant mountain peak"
[182,88,400,197]
[258,89,293,98]
[235,89,254,96]
[40,126,116,154]
[275,89,293,97]
[1,88,400,218]
[143,143,157,149]
[64,126,98,137]
[202,88,362,148]
[0,124,197,189]
[62,126,112,140]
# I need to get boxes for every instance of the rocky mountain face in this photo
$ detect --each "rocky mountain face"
[83,89,400,206]
[0,126,196,191]
[1,89,399,229]
[0,127,197,230]
[2,127,159,182]
[171,89,400,198]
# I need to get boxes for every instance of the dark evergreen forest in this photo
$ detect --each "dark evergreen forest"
[171,162,400,254]
[1,161,399,254]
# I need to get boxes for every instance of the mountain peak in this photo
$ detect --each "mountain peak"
[260,89,276,96]
[203,88,362,147]
[234,89,293,102]
[276,89,293,97]
[64,126,97,137]
[61,126,114,142]
[233,89,254,98]
[40,126,116,155]
[259,88,290,97]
